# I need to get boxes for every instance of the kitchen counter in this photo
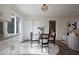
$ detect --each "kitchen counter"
[6,33,21,39]
[0,33,21,54]
[0,33,21,42]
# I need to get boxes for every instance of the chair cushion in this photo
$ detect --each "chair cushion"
[42,39,48,43]
[49,38,54,40]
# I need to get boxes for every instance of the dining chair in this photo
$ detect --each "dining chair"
[40,34,49,47]
[49,30,56,46]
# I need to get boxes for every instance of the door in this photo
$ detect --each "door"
[49,20,56,37]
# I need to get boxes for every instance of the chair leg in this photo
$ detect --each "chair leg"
[48,43,49,53]
[31,37,33,47]
[30,39,32,47]
[53,41,55,47]
[41,43,43,52]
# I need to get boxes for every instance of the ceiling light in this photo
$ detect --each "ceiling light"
[41,4,48,11]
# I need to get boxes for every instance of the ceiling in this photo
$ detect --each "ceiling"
[12,4,79,16]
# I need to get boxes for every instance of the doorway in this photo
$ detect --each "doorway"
[49,20,56,37]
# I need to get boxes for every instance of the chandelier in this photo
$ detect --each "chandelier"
[41,4,48,11]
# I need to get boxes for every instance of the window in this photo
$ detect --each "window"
[16,20,19,33]
[7,15,20,34]
[16,17,20,33]
[7,18,15,33]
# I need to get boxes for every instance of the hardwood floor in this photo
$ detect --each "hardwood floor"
[56,40,79,55]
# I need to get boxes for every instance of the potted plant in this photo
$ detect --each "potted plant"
[38,26,45,33]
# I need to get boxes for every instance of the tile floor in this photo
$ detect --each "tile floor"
[20,40,59,55]
[0,40,59,55]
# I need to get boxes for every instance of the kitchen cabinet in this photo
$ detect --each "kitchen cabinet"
[0,34,20,55]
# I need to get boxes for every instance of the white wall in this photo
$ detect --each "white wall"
[21,15,67,40]
[21,16,50,40]
[56,17,68,40]
[21,15,79,41]
[22,16,49,34]
[3,8,23,37]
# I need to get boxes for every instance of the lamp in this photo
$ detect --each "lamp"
[41,4,48,11]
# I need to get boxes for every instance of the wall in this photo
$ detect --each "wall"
[21,15,79,41]
[3,9,23,37]
[56,17,68,40]
[22,16,49,34]
[21,15,67,40]
[57,16,79,41]
[21,16,50,40]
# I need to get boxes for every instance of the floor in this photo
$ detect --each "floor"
[56,40,79,55]
[20,40,59,55]
[20,40,79,55]
[0,37,79,55]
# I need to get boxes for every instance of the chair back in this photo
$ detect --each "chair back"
[53,32,56,41]
[40,34,49,39]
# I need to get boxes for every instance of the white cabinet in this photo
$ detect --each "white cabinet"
[0,35,20,55]
[0,5,11,22]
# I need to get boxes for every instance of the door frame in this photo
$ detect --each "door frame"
[49,20,56,36]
